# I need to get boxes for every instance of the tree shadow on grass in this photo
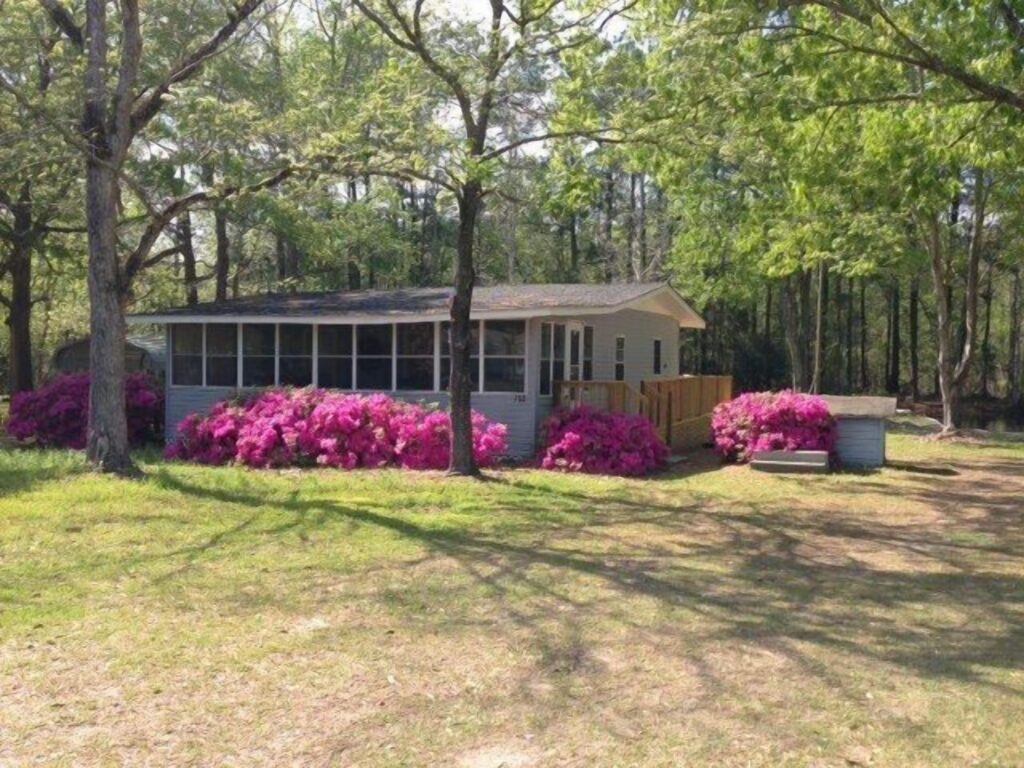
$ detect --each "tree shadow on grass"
[145,462,1024,698]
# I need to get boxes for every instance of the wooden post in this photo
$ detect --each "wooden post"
[666,390,673,446]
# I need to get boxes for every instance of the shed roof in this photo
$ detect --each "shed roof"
[128,282,705,328]
[821,395,898,418]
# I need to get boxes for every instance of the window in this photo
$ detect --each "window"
[569,327,582,380]
[396,322,434,391]
[653,338,662,375]
[540,323,553,395]
[243,324,276,386]
[483,320,525,392]
[205,324,238,387]
[441,321,480,391]
[356,324,392,390]
[279,325,313,387]
[583,326,594,381]
[317,325,353,389]
[614,336,626,382]
[552,323,565,383]
[171,324,202,386]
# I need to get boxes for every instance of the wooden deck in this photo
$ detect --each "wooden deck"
[553,374,733,450]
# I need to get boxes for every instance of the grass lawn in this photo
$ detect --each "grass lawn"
[1,434,1023,767]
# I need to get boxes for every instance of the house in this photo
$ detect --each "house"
[128,282,706,457]
[52,334,166,380]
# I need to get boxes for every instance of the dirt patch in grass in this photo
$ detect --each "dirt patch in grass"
[1,435,1023,766]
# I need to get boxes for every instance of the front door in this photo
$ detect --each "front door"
[567,321,584,381]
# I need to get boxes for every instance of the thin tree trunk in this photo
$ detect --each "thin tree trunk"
[6,208,35,393]
[844,276,854,394]
[782,275,806,391]
[980,259,994,398]
[810,262,826,394]
[1010,265,1023,408]
[448,181,482,475]
[887,280,901,394]
[860,279,868,391]
[214,206,230,301]
[602,169,614,282]
[175,212,199,305]
[909,276,920,401]
[568,215,579,280]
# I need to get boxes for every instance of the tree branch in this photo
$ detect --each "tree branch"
[37,0,84,49]
[130,0,267,135]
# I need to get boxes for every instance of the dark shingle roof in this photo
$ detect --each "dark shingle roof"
[132,282,673,319]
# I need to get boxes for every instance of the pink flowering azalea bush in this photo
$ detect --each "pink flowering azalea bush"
[711,390,837,463]
[6,372,164,449]
[539,406,669,477]
[165,389,508,470]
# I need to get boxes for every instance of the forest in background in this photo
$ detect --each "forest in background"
[2,0,1024,466]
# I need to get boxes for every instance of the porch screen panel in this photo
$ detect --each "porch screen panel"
[279,325,313,387]
[356,324,392,390]
[205,324,238,387]
[440,321,480,391]
[242,324,276,386]
[551,323,566,383]
[171,324,203,386]
[540,323,553,395]
[396,323,434,391]
[317,325,353,389]
[483,320,526,392]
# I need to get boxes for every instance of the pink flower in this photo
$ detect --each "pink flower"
[8,372,163,450]
[538,406,668,477]
[165,389,508,470]
[711,390,837,463]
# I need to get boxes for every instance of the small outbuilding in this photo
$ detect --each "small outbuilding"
[821,395,897,469]
[51,334,166,380]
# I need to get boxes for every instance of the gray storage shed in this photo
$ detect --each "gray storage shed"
[821,395,897,469]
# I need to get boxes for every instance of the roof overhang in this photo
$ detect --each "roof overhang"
[127,283,706,329]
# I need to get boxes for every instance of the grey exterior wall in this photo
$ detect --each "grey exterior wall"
[835,417,886,468]
[164,307,681,460]
[531,308,682,437]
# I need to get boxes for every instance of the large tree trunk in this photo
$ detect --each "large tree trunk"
[84,161,132,472]
[448,182,481,476]
[6,233,34,394]
[82,0,131,473]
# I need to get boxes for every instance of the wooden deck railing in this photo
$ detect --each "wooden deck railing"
[553,374,733,451]
[553,379,649,415]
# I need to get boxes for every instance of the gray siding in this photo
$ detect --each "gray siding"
[835,417,886,468]
[166,388,538,458]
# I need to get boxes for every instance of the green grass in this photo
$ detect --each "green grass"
[2,435,1023,766]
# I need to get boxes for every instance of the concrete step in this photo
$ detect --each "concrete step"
[750,450,830,474]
